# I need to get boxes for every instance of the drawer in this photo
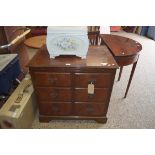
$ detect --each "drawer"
[74,73,113,88]
[74,103,107,116]
[39,102,72,116]
[33,72,71,87]
[75,88,110,102]
[36,87,72,102]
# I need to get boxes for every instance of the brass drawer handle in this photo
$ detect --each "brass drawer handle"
[86,105,94,113]
[48,77,57,83]
[88,79,96,84]
[52,104,59,112]
[50,90,59,98]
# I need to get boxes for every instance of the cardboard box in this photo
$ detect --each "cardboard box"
[0,76,36,129]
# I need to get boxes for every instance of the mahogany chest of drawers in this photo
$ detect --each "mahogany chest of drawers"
[28,45,118,123]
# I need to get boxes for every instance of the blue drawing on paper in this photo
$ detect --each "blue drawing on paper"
[55,37,79,51]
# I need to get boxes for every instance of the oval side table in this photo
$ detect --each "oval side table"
[100,34,142,98]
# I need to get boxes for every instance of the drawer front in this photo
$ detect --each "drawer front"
[74,103,107,116]
[75,88,110,102]
[33,72,71,87]
[74,73,113,88]
[36,87,72,102]
[39,102,72,116]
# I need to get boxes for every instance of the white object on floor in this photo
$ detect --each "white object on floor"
[46,26,89,59]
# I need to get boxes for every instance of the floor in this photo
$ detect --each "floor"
[28,31,155,129]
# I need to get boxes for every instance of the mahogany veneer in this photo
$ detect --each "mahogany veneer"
[28,45,118,123]
[100,34,142,98]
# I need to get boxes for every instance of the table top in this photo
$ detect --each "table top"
[24,35,46,49]
[100,34,142,57]
[28,45,118,69]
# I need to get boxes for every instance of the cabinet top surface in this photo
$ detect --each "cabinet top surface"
[28,45,118,69]
[100,34,142,57]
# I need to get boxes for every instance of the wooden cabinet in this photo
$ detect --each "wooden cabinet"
[28,45,118,123]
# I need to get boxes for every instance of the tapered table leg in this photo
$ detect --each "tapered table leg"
[118,66,123,81]
[124,61,138,98]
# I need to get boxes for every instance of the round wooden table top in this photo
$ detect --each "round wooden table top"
[100,34,142,57]
[100,34,143,66]
[24,35,46,49]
